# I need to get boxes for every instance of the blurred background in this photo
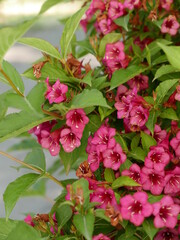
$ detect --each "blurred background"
[0,0,85,220]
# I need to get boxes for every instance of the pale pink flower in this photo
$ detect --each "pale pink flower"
[91,125,116,152]
[164,167,180,195]
[124,0,141,10]
[40,129,61,156]
[90,187,117,209]
[160,0,173,11]
[127,74,149,91]
[104,42,125,62]
[153,196,180,228]
[141,167,165,195]
[108,1,124,20]
[60,128,81,152]
[93,233,110,240]
[170,131,180,157]
[145,146,170,171]
[161,15,179,36]
[24,215,34,227]
[103,143,127,170]
[66,109,89,134]
[120,192,153,226]
[175,85,180,101]
[45,78,68,104]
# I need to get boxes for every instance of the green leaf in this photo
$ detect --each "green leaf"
[141,131,157,153]
[73,212,95,240]
[153,65,178,81]
[56,205,72,228]
[128,147,146,161]
[160,108,179,120]
[18,38,62,60]
[110,65,147,90]
[112,176,140,189]
[145,109,159,135]
[3,173,41,219]
[0,18,37,63]
[23,148,46,171]
[114,134,128,152]
[143,218,158,240]
[60,6,88,59]
[120,159,132,173]
[92,76,108,90]
[155,79,179,105]
[114,14,129,31]
[81,70,92,87]
[157,43,180,70]
[148,193,164,203]
[39,0,65,14]
[0,218,41,240]
[70,89,110,109]
[104,169,115,183]
[95,209,110,222]
[4,93,30,111]
[131,134,140,150]
[0,111,53,143]
[99,33,122,57]
[2,60,24,94]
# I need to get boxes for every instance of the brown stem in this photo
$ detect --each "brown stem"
[0,151,64,188]
[0,66,24,97]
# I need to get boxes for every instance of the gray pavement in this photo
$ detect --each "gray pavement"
[0,19,84,219]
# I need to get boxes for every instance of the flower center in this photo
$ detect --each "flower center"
[149,173,162,185]
[165,20,173,28]
[159,206,172,222]
[150,152,161,163]
[162,231,174,240]
[129,200,142,215]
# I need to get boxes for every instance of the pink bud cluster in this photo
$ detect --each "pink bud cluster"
[114,85,150,131]
[29,109,89,156]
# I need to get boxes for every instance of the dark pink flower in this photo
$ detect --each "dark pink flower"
[129,105,149,128]
[103,143,127,170]
[91,125,116,152]
[88,146,103,172]
[121,163,142,190]
[124,0,141,10]
[133,37,153,51]
[127,74,149,91]
[145,146,170,171]
[60,128,81,152]
[24,215,34,227]
[66,109,89,134]
[80,19,88,32]
[98,17,118,35]
[45,78,68,104]
[153,196,180,228]
[161,15,179,36]
[141,167,165,195]
[160,0,173,11]
[40,129,61,156]
[175,85,180,101]
[93,233,110,240]
[115,96,132,119]
[164,167,180,195]
[108,1,124,20]
[170,131,180,157]
[120,192,153,226]
[154,125,168,143]
[90,187,117,209]
[115,85,128,102]
[154,228,179,240]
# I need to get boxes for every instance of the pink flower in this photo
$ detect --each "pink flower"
[93,233,110,240]
[129,105,149,128]
[115,85,128,102]
[154,228,179,240]
[91,125,116,152]
[133,37,152,51]
[40,129,61,156]
[66,109,89,134]
[121,163,142,190]
[24,215,34,227]
[103,143,127,170]
[120,192,153,226]
[141,167,165,195]
[170,131,180,157]
[104,42,125,62]
[98,17,118,35]
[90,187,117,209]
[154,125,168,143]
[45,78,68,104]
[124,0,141,10]
[153,196,180,228]
[145,146,170,171]
[127,74,149,91]
[175,85,180,101]
[60,128,81,152]
[160,0,173,11]
[161,15,179,36]
[115,96,132,119]
[88,146,103,172]
[164,167,180,195]
[108,1,124,20]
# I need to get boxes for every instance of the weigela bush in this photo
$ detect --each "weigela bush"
[0,0,180,239]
